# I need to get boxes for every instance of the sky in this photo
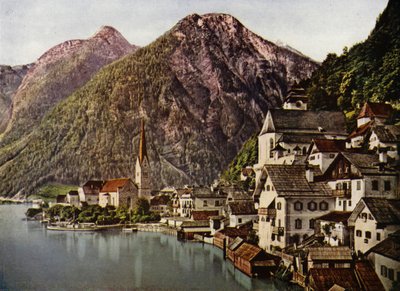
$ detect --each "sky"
[0,0,389,65]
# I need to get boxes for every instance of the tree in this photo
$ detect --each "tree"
[134,198,150,216]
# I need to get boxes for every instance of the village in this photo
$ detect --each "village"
[40,86,400,291]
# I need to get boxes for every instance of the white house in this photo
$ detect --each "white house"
[348,197,400,255]
[78,180,104,206]
[257,165,335,251]
[226,201,258,227]
[282,86,308,111]
[369,125,400,161]
[316,211,352,246]
[366,230,400,291]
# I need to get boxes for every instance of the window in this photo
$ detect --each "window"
[294,201,303,211]
[348,200,352,207]
[308,201,317,211]
[388,268,394,280]
[365,231,371,239]
[271,234,276,241]
[368,214,373,220]
[320,201,329,211]
[329,154,335,158]
[278,219,281,227]
[397,271,400,281]
[381,265,388,277]
[309,219,315,229]
[377,233,381,241]
[356,230,362,237]
[277,202,282,210]
[269,138,274,158]
[302,147,307,155]
[238,218,242,224]
[203,200,208,207]
[295,219,302,229]
[372,180,379,191]
[339,200,342,206]
[356,181,361,190]
[266,185,270,191]
[261,216,265,222]
[215,200,220,207]
[384,181,391,191]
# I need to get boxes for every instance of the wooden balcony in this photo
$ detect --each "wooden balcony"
[333,189,351,198]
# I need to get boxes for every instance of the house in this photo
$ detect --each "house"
[150,195,170,216]
[233,242,278,277]
[307,139,345,174]
[366,230,400,291]
[56,194,67,204]
[191,210,219,221]
[213,226,252,250]
[225,185,253,203]
[354,261,386,291]
[257,165,334,251]
[135,119,151,199]
[357,102,393,128]
[178,189,194,218]
[318,152,399,212]
[226,201,257,227]
[307,246,353,270]
[192,186,226,215]
[66,190,80,207]
[177,220,210,240]
[78,180,104,205]
[99,178,138,209]
[369,125,400,160]
[316,211,352,246]
[282,85,308,111]
[348,198,400,255]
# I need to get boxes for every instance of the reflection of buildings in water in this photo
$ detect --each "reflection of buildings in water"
[133,248,143,288]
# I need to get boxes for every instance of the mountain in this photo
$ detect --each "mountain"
[307,0,400,116]
[0,13,318,197]
[0,64,32,132]
[1,26,137,143]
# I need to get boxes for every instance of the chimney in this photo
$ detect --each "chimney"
[306,168,314,183]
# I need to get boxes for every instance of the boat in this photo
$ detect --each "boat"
[122,227,138,232]
[47,223,100,231]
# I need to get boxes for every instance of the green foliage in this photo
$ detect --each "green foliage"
[221,135,257,181]
[25,207,42,218]
[134,198,150,216]
[30,183,78,201]
[307,0,400,116]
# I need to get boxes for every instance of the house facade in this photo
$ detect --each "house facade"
[99,178,138,209]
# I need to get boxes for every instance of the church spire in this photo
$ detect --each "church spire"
[138,118,148,165]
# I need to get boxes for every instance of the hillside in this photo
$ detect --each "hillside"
[0,64,32,132]
[0,13,318,196]
[1,26,137,143]
[307,0,400,115]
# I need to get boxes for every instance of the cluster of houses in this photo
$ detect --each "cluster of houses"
[55,86,399,290]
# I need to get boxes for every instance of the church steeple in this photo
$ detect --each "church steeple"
[138,119,148,165]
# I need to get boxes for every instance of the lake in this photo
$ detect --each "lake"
[0,205,299,290]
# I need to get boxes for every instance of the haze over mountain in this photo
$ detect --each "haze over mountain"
[1,26,137,143]
[0,13,318,197]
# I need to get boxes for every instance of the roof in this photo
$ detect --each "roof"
[308,246,352,261]
[150,195,170,206]
[101,178,131,193]
[228,237,244,251]
[279,133,327,144]
[358,102,393,120]
[215,226,251,239]
[260,109,347,136]
[264,165,332,197]
[311,139,345,153]
[309,268,360,291]
[234,243,262,262]
[341,152,396,175]
[191,210,219,221]
[371,125,400,143]
[138,119,148,165]
[56,195,67,203]
[82,180,104,195]
[192,187,226,198]
[316,211,352,225]
[355,261,385,291]
[68,190,79,196]
[347,120,373,139]
[180,220,210,228]
[228,201,257,215]
[367,230,400,261]
[362,198,400,226]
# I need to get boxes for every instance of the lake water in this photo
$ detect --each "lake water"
[0,205,299,290]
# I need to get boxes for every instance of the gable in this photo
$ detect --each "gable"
[260,111,274,136]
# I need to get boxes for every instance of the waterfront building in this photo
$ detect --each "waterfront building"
[226,201,258,227]
[78,180,104,205]
[192,186,226,215]
[257,164,334,251]
[150,195,170,216]
[99,178,138,209]
[306,246,353,270]
[178,188,194,217]
[348,197,400,255]
[135,119,151,200]
[66,190,80,207]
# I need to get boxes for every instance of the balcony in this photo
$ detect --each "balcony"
[333,189,351,198]
[258,208,276,218]
[272,226,284,236]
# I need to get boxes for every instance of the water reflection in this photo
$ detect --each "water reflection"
[0,205,300,290]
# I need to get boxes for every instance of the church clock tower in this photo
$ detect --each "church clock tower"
[135,119,151,199]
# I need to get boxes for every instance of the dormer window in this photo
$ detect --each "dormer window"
[294,201,303,211]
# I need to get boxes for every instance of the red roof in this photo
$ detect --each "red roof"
[309,268,359,291]
[234,243,262,262]
[192,210,219,221]
[101,178,131,192]
[355,261,385,291]
[358,102,393,119]
[313,139,345,153]
[347,121,372,139]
